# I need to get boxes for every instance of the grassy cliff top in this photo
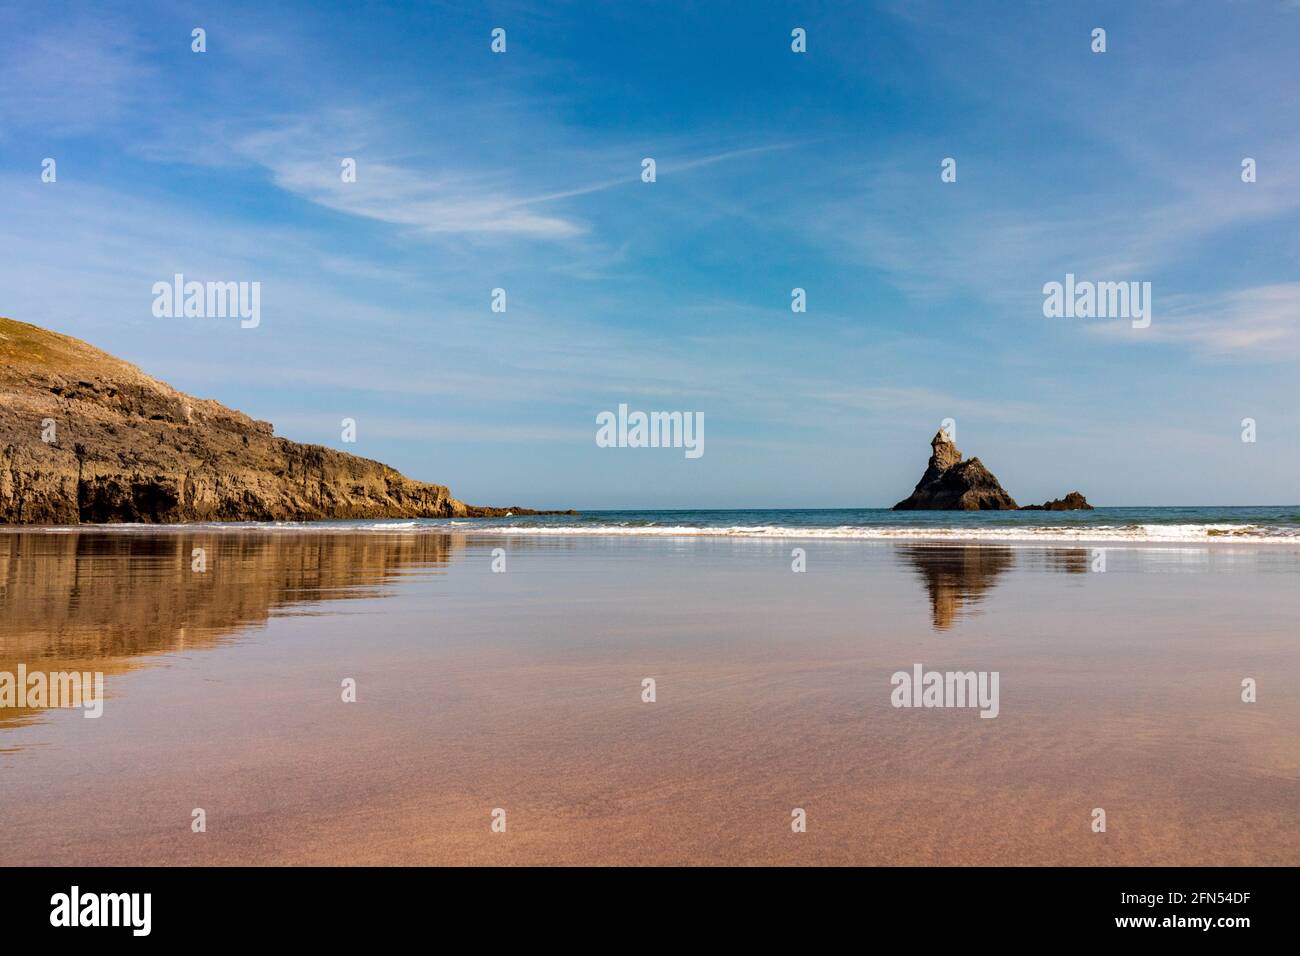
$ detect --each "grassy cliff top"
[0,316,160,384]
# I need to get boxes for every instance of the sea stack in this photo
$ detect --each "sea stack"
[892,430,1019,511]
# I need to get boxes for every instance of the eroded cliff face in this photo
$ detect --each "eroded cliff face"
[0,317,492,524]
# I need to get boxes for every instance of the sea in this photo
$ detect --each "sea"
[20,505,1296,543]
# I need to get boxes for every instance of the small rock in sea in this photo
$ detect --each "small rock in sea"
[1019,491,1093,511]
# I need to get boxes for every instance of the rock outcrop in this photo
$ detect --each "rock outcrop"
[893,430,1093,511]
[1020,492,1093,511]
[892,430,1019,510]
[0,317,571,524]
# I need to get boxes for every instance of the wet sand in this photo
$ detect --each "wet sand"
[1,531,1296,865]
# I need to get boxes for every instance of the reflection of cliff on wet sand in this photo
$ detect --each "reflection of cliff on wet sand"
[0,531,458,729]
[897,544,1015,630]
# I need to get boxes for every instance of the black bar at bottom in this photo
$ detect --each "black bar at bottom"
[0,866,1286,942]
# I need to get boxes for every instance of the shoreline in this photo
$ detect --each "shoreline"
[4,523,1300,547]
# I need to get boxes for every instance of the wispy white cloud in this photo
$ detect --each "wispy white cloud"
[266,413,588,444]
[1090,284,1300,358]
[809,385,1042,425]
[805,147,1300,318]
[233,116,794,240]
[0,14,154,136]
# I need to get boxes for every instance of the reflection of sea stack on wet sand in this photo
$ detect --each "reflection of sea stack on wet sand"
[899,545,1015,630]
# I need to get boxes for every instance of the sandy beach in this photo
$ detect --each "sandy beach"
[1,530,1295,866]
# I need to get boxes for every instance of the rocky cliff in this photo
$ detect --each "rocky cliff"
[893,430,1019,510]
[0,317,567,524]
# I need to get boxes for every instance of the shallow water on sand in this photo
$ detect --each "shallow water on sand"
[1,531,1296,865]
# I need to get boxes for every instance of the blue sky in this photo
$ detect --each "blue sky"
[2,0,1298,508]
